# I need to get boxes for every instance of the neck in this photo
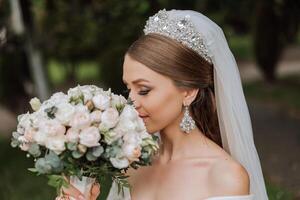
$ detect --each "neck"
[158,115,208,164]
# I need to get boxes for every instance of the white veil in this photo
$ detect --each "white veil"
[166,10,268,199]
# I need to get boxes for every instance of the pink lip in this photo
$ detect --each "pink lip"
[139,115,149,118]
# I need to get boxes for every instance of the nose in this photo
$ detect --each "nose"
[128,93,141,109]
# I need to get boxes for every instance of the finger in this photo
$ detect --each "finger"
[62,184,85,200]
[90,183,101,200]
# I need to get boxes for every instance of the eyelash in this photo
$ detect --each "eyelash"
[122,89,150,96]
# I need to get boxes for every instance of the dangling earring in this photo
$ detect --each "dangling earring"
[180,105,196,134]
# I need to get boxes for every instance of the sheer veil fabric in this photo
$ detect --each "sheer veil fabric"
[108,9,268,200]
[168,9,268,199]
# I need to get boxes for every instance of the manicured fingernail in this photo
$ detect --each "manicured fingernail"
[78,195,85,200]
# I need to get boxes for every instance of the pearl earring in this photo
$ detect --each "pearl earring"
[180,105,196,134]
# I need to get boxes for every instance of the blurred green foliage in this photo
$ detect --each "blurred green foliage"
[1,0,299,107]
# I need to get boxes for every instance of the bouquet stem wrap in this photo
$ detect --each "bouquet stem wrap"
[69,176,95,200]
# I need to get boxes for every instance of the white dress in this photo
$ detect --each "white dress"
[106,181,254,200]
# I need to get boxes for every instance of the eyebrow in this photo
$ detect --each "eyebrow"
[123,78,150,85]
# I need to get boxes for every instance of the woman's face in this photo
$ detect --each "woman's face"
[122,54,185,134]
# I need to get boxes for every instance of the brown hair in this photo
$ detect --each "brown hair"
[126,33,222,147]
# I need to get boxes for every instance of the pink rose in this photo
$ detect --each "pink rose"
[79,127,101,147]
[38,119,66,137]
[100,108,119,129]
[24,127,37,143]
[66,128,80,143]
[70,111,91,130]
[20,143,30,151]
[90,110,102,123]
[122,144,141,162]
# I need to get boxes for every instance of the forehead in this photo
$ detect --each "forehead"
[122,54,169,84]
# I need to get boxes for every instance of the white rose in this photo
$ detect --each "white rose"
[135,117,146,132]
[66,128,80,143]
[49,92,69,104]
[56,103,75,125]
[90,110,102,123]
[103,130,123,144]
[70,110,91,130]
[80,86,95,103]
[38,119,66,137]
[18,135,28,143]
[67,86,83,99]
[110,157,130,169]
[119,105,138,121]
[45,136,66,155]
[111,94,127,109]
[33,131,48,145]
[79,126,101,147]
[18,112,31,133]
[116,118,137,133]
[122,143,141,162]
[123,132,142,146]
[100,108,119,129]
[29,97,41,111]
[92,94,110,110]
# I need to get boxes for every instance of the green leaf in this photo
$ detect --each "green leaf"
[47,174,69,195]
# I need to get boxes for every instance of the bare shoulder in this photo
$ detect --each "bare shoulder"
[208,156,250,195]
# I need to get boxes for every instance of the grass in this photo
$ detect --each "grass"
[266,182,294,200]
[243,74,300,115]
[0,137,56,200]
[0,136,295,199]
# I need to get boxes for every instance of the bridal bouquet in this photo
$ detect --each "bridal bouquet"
[11,85,159,199]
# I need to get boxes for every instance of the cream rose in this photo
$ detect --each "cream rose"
[29,97,41,111]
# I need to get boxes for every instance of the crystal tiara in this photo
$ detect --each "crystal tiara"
[143,9,212,64]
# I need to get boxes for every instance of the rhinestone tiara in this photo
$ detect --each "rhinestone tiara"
[143,9,212,64]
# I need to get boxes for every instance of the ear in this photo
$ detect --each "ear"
[182,88,199,106]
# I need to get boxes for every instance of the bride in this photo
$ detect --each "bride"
[59,9,268,200]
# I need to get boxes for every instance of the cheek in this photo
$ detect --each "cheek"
[142,89,182,132]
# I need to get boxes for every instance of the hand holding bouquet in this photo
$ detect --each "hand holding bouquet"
[11,85,159,199]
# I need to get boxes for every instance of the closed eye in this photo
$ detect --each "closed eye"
[122,88,150,96]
